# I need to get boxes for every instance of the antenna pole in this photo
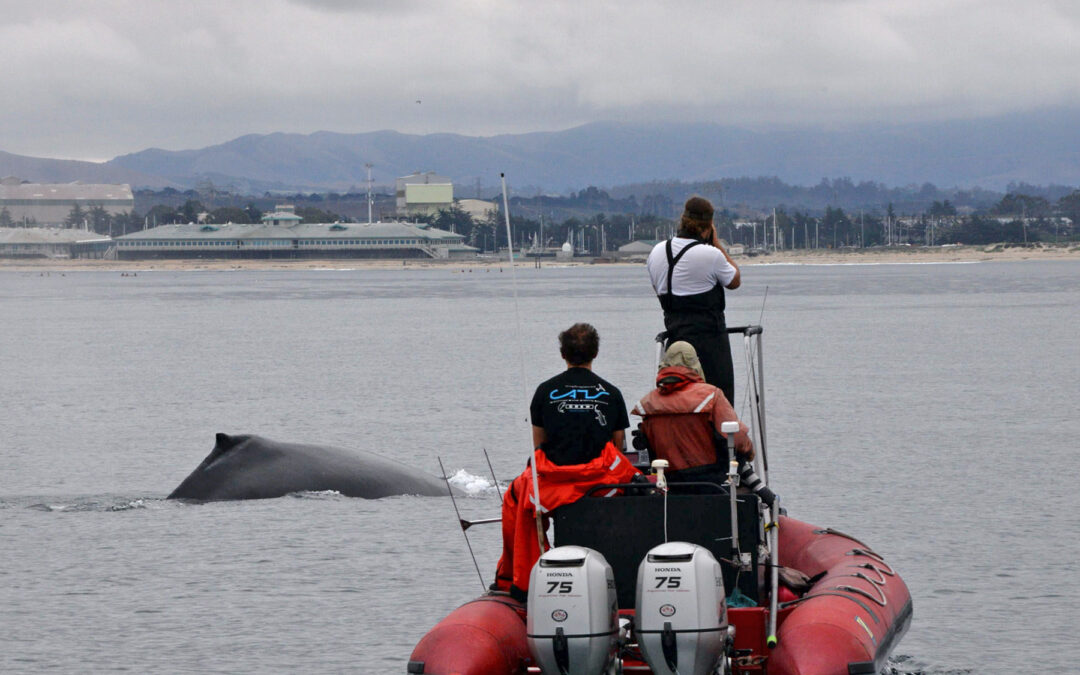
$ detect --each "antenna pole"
[501,173,546,554]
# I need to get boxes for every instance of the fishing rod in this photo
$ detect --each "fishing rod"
[500,173,545,555]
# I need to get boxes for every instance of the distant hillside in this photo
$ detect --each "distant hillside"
[106,109,1080,193]
[0,150,174,188]
[6,108,1080,194]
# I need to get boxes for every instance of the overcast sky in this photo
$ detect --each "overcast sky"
[2,0,1079,161]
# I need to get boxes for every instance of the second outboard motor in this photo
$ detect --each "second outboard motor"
[636,542,729,675]
[527,546,618,675]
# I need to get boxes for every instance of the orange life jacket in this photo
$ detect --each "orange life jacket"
[493,442,642,601]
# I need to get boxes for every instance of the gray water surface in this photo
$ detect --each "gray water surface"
[2,261,1079,673]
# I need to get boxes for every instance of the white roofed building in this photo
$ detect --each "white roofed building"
[113,219,477,260]
[0,177,134,226]
[456,198,497,222]
[0,227,110,258]
[260,204,303,226]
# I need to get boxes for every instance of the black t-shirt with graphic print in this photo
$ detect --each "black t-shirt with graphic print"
[529,367,629,466]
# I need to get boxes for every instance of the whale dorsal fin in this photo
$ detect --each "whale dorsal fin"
[205,432,252,465]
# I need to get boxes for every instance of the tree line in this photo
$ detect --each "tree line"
[39,182,1080,249]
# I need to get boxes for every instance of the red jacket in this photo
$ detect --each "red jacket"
[631,365,752,472]
[494,442,641,600]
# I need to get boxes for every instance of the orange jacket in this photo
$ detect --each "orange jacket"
[631,365,752,472]
[494,442,642,601]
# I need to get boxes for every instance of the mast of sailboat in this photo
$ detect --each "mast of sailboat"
[365,163,374,224]
[773,208,778,253]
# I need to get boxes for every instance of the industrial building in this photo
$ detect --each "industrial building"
[396,172,453,217]
[0,177,134,225]
[113,207,476,260]
[456,198,497,222]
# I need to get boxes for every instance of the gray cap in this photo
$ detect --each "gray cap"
[660,341,704,378]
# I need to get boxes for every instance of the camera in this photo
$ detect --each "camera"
[738,462,775,508]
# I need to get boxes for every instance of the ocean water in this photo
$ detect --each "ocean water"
[1,260,1078,674]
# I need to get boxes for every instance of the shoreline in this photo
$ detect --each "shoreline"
[2,243,1078,272]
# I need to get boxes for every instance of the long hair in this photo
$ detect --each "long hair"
[677,196,714,240]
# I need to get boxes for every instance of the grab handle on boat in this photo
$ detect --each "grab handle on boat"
[580,481,728,497]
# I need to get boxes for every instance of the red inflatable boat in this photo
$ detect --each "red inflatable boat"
[409,327,911,674]
[409,513,910,675]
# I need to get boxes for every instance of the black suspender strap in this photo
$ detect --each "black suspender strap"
[664,239,702,301]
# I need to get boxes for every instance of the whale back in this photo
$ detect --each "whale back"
[167,433,451,501]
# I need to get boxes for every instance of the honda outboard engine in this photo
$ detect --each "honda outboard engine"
[636,542,729,675]
[527,546,618,675]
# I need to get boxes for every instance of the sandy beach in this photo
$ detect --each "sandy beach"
[2,243,1078,272]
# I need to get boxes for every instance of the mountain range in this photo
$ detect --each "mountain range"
[4,108,1080,194]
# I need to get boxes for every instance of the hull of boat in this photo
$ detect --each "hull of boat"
[769,517,912,675]
[408,595,531,675]
[407,516,911,675]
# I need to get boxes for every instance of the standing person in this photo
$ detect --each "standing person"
[647,196,742,405]
[530,322,629,463]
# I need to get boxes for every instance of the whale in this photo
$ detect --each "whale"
[168,433,454,501]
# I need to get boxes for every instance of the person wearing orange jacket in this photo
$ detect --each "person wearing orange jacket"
[492,442,641,601]
[493,323,642,601]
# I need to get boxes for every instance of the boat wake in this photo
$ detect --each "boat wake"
[886,654,972,674]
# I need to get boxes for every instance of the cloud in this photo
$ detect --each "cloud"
[1,0,1079,159]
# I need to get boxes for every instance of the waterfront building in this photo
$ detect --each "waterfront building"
[261,205,304,227]
[615,239,659,262]
[0,227,110,258]
[112,219,476,260]
[0,177,134,225]
[396,172,453,217]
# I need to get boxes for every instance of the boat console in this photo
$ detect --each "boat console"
[552,486,762,609]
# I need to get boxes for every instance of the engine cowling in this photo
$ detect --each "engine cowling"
[527,546,618,675]
[636,542,730,675]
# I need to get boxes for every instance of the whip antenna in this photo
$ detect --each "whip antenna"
[741,285,769,421]
[482,448,504,501]
[501,173,546,554]
[438,457,486,591]
[757,285,769,326]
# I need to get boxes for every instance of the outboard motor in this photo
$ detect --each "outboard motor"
[636,542,730,675]
[527,546,618,675]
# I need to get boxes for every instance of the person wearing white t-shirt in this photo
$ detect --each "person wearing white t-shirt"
[646,196,742,405]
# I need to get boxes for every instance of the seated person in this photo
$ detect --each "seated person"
[530,322,629,463]
[631,341,753,488]
[493,323,641,601]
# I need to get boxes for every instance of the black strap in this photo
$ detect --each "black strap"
[664,239,702,303]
